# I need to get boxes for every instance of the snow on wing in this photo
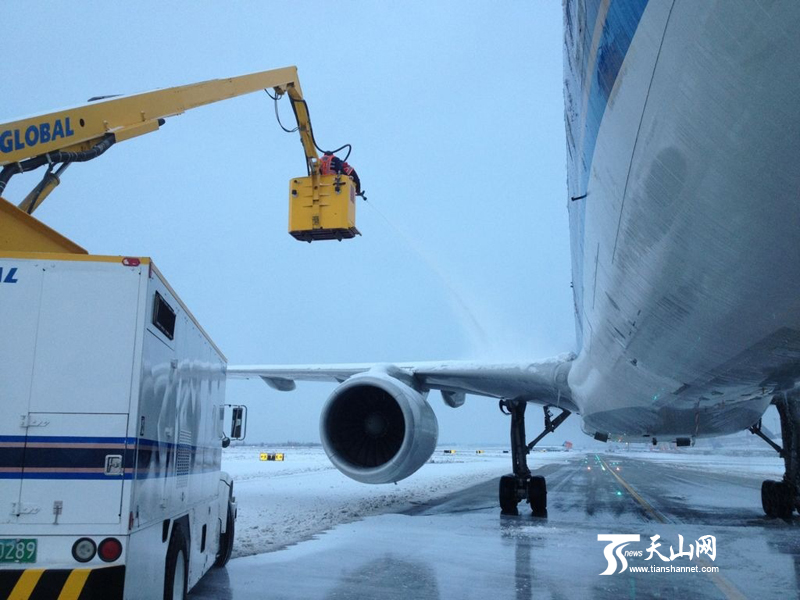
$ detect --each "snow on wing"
[226,354,577,411]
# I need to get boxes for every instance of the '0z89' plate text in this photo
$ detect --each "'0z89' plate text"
[0,539,37,563]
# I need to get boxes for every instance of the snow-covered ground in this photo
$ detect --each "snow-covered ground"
[222,445,576,557]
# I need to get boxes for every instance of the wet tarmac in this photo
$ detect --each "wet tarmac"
[190,454,800,599]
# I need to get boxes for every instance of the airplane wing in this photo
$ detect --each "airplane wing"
[227,353,578,411]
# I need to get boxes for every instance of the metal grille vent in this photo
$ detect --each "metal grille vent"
[176,429,192,488]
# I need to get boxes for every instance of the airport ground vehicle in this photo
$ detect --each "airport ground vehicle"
[0,252,241,599]
[0,66,352,598]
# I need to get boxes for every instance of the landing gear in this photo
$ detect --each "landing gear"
[750,394,799,518]
[498,400,570,517]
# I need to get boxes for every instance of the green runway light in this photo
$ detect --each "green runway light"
[616,491,623,496]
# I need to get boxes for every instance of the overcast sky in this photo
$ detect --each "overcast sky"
[3,1,600,446]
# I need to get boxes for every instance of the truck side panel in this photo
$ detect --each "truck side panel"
[174,303,227,585]
[29,261,140,414]
[0,259,44,525]
[127,269,227,594]
[16,261,140,527]
[0,256,144,599]
[17,413,129,525]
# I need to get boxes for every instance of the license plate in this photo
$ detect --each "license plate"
[0,539,37,563]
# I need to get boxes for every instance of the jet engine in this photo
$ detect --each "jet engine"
[319,367,439,484]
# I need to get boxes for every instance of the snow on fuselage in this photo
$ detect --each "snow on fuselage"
[564,0,800,439]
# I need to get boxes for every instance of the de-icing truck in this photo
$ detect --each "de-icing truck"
[0,66,360,599]
[1,252,241,599]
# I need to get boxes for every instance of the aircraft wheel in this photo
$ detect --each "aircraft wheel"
[528,475,547,517]
[762,480,776,517]
[773,481,794,518]
[763,480,794,518]
[499,475,519,515]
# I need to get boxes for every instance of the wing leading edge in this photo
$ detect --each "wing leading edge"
[227,353,578,412]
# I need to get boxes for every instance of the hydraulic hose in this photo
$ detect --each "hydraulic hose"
[0,134,116,196]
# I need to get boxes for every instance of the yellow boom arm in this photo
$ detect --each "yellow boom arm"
[0,66,319,213]
[0,66,359,248]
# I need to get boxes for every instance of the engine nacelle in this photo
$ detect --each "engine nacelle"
[319,367,439,484]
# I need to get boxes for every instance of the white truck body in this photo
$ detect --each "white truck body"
[0,253,235,599]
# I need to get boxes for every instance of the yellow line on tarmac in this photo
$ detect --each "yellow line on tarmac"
[58,569,91,600]
[599,456,668,524]
[697,557,748,600]
[597,456,747,600]
[8,569,44,600]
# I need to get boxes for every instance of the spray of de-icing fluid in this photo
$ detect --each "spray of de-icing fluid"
[364,199,493,354]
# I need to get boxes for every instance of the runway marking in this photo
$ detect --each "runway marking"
[597,455,748,600]
[598,455,669,523]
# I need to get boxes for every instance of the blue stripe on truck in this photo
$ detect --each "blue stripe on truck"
[0,435,222,480]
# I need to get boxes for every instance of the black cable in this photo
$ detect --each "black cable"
[288,96,352,162]
[0,165,18,196]
[264,89,298,133]
[264,88,354,164]
[326,143,352,162]
[0,134,115,196]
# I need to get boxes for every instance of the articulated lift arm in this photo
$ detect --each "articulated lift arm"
[0,66,358,246]
[0,67,320,213]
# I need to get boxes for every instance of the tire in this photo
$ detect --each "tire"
[164,528,189,600]
[499,475,519,515]
[773,481,794,519]
[528,475,547,517]
[761,480,776,517]
[214,504,235,568]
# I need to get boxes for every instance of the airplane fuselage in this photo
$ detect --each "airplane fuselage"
[564,0,800,440]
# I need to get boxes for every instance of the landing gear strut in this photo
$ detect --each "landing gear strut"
[498,401,570,517]
[750,394,799,518]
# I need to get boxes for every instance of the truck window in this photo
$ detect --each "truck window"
[153,291,177,340]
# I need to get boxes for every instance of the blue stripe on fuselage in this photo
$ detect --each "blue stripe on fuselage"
[567,0,650,349]
[580,0,650,190]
